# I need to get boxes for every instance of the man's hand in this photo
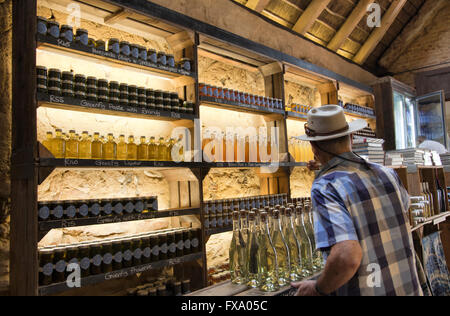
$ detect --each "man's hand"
[307,160,321,171]
[291,280,320,296]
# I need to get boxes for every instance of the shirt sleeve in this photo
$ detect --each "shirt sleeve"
[311,181,358,250]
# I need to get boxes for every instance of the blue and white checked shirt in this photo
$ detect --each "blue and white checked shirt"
[312,152,422,296]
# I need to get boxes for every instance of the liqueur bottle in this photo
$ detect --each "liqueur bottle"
[43,131,54,154]
[148,136,158,161]
[167,138,176,162]
[103,133,117,160]
[79,131,92,159]
[158,137,167,161]
[127,135,138,160]
[283,208,302,281]
[65,130,79,159]
[295,206,313,277]
[91,132,102,159]
[271,210,290,286]
[138,136,148,161]
[245,211,260,288]
[52,129,65,158]
[117,135,128,160]
[229,211,246,285]
[258,212,279,292]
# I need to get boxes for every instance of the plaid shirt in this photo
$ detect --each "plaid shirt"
[312,152,422,296]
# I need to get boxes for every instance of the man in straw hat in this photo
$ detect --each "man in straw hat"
[291,105,422,296]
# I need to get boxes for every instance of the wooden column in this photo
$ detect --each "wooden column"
[318,82,338,105]
[10,0,38,296]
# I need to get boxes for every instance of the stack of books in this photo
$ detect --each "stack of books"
[385,151,404,166]
[391,149,425,167]
[352,137,385,164]
[440,153,450,166]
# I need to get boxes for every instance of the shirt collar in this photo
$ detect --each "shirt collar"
[316,152,360,178]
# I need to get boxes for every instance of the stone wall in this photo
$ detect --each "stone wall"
[0,0,11,296]
[284,81,321,108]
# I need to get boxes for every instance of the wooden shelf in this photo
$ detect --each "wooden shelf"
[37,34,195,79]
[38,252,203,296]
[39,158,200,169]
[286,111,308,121]
[37,93,197,122]
[38,207,200,232]
[205,226,232,236]
[411,211,450,232]
[343,109,376,120]
[200,96,284,116]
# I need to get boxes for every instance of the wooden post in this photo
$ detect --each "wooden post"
[10,0,38,296]
[318,82,338,105]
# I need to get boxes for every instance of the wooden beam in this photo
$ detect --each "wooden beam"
[379,0,447,68]
[327,0,376,52]
[166,31,194,51]
[259,62,283,77]
[292,0,332,35]
[246,0,271,12]
[104,8,131,25]
[353,0,407,65]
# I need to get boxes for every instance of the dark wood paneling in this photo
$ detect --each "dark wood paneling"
[416,67,450,101]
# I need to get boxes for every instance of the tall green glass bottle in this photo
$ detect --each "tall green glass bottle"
[229,211,246,285]
[246,211,260,288]
[283,208,302,281]
[295,205,313,277]
[271,209,290,286]
[258,212,279,292]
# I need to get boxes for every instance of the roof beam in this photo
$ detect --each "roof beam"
[379,0,448,69]
[292,0,332,35]
[327,0,376,52]
[353,0,407,65]
[104,7,131,24]
[246,0,271,12]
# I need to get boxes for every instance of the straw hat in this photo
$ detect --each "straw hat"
[296,105,367,142]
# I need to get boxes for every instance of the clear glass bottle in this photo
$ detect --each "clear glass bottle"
[117,135,128,160]
[65,130,79,159]
[148,136,158,161]
[230,211,246,285]
[304,203,322,271]
[127,135,138,161]
[79,131,92,159]
[138,136,148,161]
[258,212,279,292]
[103,133,117,160]
[91,132,102,159]
[271,209,290,286]
[283,208,302,281]
[43,131,54,154]
[240,209,248,245]
[53,129,65,158]
[246,211,260,288]
[158,137,167,161]
[295,206,313,277]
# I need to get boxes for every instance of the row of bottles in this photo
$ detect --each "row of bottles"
[43,129,184,161]
[229,201,324,292]
[202,131,276,163]
[288,138,314,163]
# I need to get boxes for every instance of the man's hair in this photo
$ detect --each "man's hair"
[312,135,351,153]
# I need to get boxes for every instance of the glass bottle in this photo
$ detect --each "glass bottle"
[127,135,138,160]
[103,133,117,160]
[117,135,128,160]
[304,203,322,271]
[43,132,54,154]
[240,209,248,246]
[258,212,279,292]
[295,206,313,277]
[425,183,435,217]
[245,136,250,163]
[158,137,167,161]
[271,209,290,286]
[167,138,176,162]
[229,211,246,285]
[79,131,92,159]
[246,211,260,288]
[91,133,102,159]
[65,130,79,159]
[138,136,148,161]
[53,129,65,158]
[148,136,158,161]
[283,208,302,281]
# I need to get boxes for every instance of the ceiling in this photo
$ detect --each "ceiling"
[231,0,428,75]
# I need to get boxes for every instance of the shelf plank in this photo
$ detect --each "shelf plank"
[37,93,197,122]
[343,109,376,120]
[38,207,201,232]
[39,158,200,169]
[37,34,194,79]
[38,252,203,296]
[411,211,450,232]
[206,226,232,236]
[200,96,285,116]
[286,112,308,121]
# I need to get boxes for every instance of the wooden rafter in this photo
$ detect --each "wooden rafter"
[327,0,376,52]
[245,0,271,12]
[292,0,332,35]
[104,7,131,24]
[353,0,407,65]
[379,0,447,68]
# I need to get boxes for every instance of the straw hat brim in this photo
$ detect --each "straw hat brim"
[295,119,368,142]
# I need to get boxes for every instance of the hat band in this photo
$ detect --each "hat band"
[305,123,349,137]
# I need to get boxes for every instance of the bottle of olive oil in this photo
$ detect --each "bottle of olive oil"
[53,129,65,158]
[65,130,79,159]
[127,135,138,161]
[91,132,103,159]
[158,137,167,161]
[43,132,54,154]
[138,136,148,161]
[79,131,92,159]
[230,211,246,285]
[246,211,260,288]
[258,212,279,292]
[103,133,117,160]
[272,209,291,286]
[117,135,128,160]
[283,208,302,281]
[167,138,176,161]
[148,136,157,161]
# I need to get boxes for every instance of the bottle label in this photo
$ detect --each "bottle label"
[53,205,64,219]
[39,206,50,220]
[79,204,89,216]
[177,240,184,250]
[114,203,123,215]
[169,243,176,254]
[151,246,160,256]
[135,201,144,213]
[91,204,101,216]
[160,243,168,254]
[123,250,133,261]
[55,260,66,273]
[103,253,113,265]
[68,258,79,266]
[92,254,103,267]
[42,263,54,276]
[114,252,123,263]
[143,247,151,258]
[184,240,191,250]
[80,257,90,270]
[125,202,135,214]
[66,205,77,218]
[191,238,199,248]
[104,203,113,215]
[134,248,142,259]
